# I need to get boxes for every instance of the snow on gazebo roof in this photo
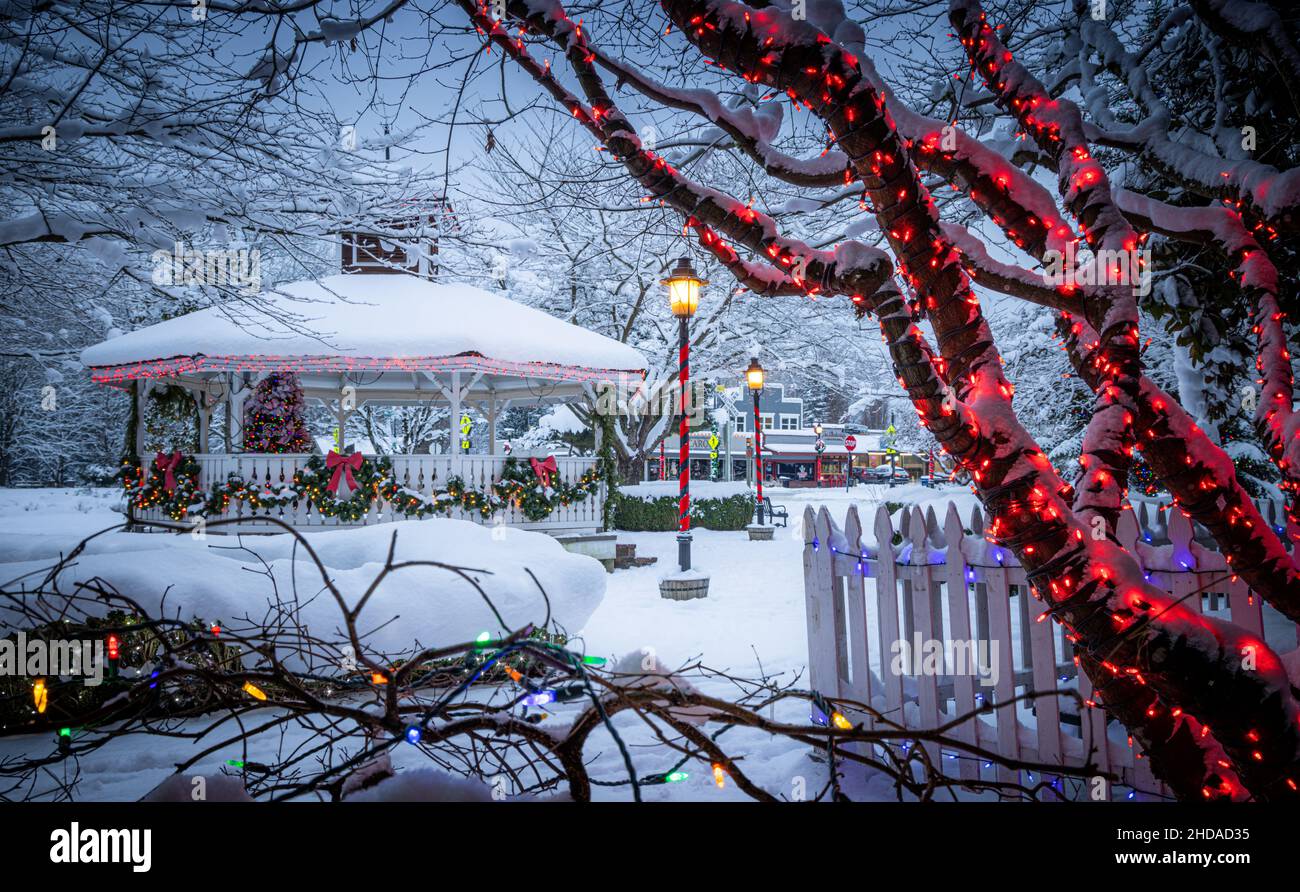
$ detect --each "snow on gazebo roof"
[82,275,647,385]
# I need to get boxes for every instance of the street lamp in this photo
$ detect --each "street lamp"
[812,421,824,488]
[745,357,765,525]
[663,257,707,572]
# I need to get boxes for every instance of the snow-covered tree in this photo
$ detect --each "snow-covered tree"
[472,123,896,480]
[0,0,466,479]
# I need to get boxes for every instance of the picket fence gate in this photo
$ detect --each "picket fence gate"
[801,500,1300,800]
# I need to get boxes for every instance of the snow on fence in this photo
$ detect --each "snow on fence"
[134,453,605,532]
[801,500,1300,800]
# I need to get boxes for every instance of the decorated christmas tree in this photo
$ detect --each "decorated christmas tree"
[243,373,311,453]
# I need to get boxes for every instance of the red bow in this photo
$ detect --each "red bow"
[529,455,559,488]
[326,450,365,494]
[153,451,183,492]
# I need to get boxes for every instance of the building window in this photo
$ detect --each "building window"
[761,414,774,430]
[735,415,745,431]
[779,416,798,430]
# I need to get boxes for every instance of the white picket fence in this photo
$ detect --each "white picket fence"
[134,452,605,533]
[801,500,1300,800]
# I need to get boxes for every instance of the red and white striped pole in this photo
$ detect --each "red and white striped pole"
[753,389,765,525]
[677,315,692,571]
[663,255,705,573]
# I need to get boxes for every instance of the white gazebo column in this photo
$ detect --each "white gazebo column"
[196,391,212,454]
[223,373,235,453]
[227,374,251,452]
[425,369,482,474]
[133,379,147,459]
[487,396,498,456]
[337,388,348,451]
[449,370,462,473]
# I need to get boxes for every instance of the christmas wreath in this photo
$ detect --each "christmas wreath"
[493,456,601,522]
[293,453,394,522]
[120,452,205,521]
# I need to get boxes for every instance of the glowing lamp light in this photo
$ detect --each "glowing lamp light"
[664,771,689,783]
[831,711,852,730]
[33,679,48,714]
[812,421,823,437]
[405,726,422,745]
[662,256,707,318]
[745,357,765,392]
[581,655,607,667]
[107,634,120,660]
[242,681,268,701]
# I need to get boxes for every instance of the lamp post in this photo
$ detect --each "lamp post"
[812,421,824,488]
[745,357,765,525]
[663,257,705,572]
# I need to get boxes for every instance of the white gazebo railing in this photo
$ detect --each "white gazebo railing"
[135,453,604,532]
[802,500,1300,800]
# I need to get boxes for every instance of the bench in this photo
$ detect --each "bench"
[762,497,788,527]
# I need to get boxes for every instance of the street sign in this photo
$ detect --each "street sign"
[844,434,857,451]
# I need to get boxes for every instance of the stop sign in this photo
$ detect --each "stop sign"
[844,434,857,451]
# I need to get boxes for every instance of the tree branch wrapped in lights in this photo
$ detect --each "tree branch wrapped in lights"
[449,0,1300,800]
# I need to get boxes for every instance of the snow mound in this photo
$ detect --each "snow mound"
[344,767,568,802]
[142,773,253,802]
[0,520,607,655]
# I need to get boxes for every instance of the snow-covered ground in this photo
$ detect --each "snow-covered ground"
[0,485,927,801]
[11,480,1284,803]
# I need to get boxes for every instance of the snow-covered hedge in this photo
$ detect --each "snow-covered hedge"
[610,492,753,531]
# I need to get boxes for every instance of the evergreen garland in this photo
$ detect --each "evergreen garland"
[596,411,619,531]
[120,454,604,524]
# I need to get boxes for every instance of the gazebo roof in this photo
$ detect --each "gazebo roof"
[82,275,647,388]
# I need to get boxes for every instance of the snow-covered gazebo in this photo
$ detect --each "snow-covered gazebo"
[82,275,646,532]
